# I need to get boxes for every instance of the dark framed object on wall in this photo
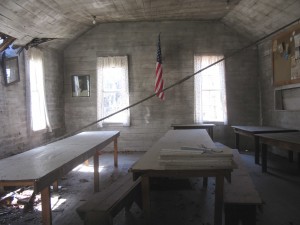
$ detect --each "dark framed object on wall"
[1,52,20,86]
[72,75,90,97]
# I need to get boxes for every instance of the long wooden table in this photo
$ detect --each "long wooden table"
[231,126,297,164]
[130,129,234,225]
[256,132,300,173]
[0,131,120,225]
[171,123,215,139]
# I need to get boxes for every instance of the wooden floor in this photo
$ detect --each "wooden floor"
[1,150,300,225]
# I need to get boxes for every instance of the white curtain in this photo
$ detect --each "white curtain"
[97,56,130,126]
[194,55,227,124]
[28,48,52,132]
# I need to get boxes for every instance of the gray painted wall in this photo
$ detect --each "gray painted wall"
[64,21,260,152]
[0,48,65,159]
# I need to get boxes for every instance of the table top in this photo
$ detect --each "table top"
[231,125,298,134]
[0,131,120,191]
[256,132,300,145]
[171,123,215,128]
[131,129,234,173]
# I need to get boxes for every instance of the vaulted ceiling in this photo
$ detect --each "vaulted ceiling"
[0,0,299,50]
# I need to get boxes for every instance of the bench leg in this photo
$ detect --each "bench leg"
[203,177,208,188]
[235,133,240,151]
[262,143,268,173]
[141,176,151,223]
[224,204,239,225]
[224,204,256,225]
[240,205,256,225]
[288,151,293,162]
[94,152,100,192]
[254,136,260,164]
[208,127,213,140]
[84,212,110,225]
[214,176,224,225]
[114,137,118,167]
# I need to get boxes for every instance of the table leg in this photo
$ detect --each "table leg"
[114,137,118,167]
[41,186,52,225]
[288,151,293,162]
[254,136,260,164]
[52,180,58,192]
[94,152,100,192]
[141,176,151,223]
[235,133,240,151]
[262,143,267,173]
[214,175,224,225]
[298,153,300,169]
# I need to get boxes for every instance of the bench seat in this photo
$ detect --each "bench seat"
[224,149,262,225]
[76,173,141,225]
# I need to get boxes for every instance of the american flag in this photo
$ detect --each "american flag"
[155,34,165,100]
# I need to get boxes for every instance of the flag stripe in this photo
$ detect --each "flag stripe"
[155,34,165,100]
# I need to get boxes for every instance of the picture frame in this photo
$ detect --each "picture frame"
[72,75,90,97]
[1,52,20,86]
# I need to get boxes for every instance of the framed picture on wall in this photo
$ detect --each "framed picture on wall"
[1,52,20,86]
[72,75,90,97]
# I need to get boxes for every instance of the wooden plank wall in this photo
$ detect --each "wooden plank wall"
[0,48,65,159]
[64,20,260,152]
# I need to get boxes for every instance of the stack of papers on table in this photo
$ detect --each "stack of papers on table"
[159,146,233,169]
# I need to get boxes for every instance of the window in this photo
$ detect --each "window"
[97,56,130,126]
[194,55,227,124]
[28,48,51,132]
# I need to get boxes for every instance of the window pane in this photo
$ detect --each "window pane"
[201,74,221,90]
[202,90,223,122]
[31,91,46,131]
[103,68,124,91]
[103,92,126,123]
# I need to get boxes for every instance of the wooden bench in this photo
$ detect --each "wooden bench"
[76,173,141,225]
[224,149,263,225]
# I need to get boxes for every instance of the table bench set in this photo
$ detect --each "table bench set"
[4,124,295,225]
[0,131,120,225]
[232,125,300,172]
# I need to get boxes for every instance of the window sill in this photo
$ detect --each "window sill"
[102,123,130,127]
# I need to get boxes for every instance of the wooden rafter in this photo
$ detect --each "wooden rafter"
[0,32,16,52]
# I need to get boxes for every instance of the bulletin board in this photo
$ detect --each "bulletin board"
[272,23,300,86]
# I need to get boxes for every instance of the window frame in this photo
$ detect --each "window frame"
[194,54,227,125]
[97,56,130,127]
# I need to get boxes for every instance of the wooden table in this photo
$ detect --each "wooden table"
[0,131,120,225]
[171,123,215,139]
[256,132,300,173]
[130,129,234,225]
[231,126,297,164]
